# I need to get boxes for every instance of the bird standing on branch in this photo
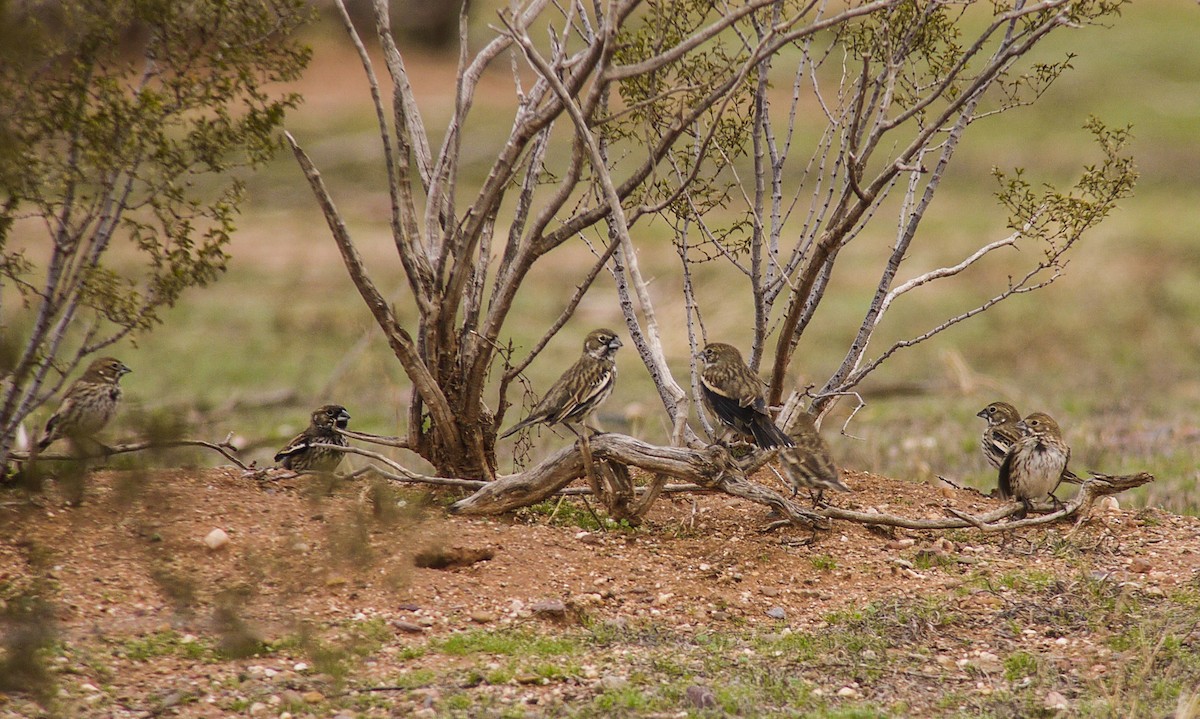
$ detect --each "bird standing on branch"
[979,400,1082,484]
[275,404,352,472]
[998,411,1072,515]
[500,328,622,440]
[697,342,793,449]
[37,356,132,452]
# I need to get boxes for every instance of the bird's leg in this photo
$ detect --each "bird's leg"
[582,422,605,437]
[572,424,604,504]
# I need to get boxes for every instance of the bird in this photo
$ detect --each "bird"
[978,401,1083,484]
[998,411,1072,515]
[696,342,793,449]
[976,401,1023,470]
[500,328,622,440]
[37,356,132,452]
[274,404,352,472]
[777,411,851,494]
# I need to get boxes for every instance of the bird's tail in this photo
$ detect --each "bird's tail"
[499,417,536,440]
[1059,469,1084,485]
[751,419,794,449]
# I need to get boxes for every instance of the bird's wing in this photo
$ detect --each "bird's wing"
[549,362,613,424]
[274,431,311,462]
[997,446,1016,499]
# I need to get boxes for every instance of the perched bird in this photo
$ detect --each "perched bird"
[998,411,1071,514]
[500,328,622,439]
[976,401,1023,470]
[778,411,851,494]
[37,357,132,452]
[978,401,1082,484]
[274,404,351,472]
[697,342,793,449]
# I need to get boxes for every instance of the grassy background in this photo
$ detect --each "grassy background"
[11,1,1199,509]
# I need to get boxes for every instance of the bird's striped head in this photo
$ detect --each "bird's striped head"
[697,342,743,368]
[82,357,132,384]
[976,401,1020,426]
[313,404,351,429]
[583,328,623,360]
[1017,411,1062,438]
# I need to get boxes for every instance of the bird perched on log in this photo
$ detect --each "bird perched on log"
[979,401,1082,484]
[37,356,132,452]
[500,328,622,439]
[275,404,351,472]
[778,411,850,494]
[697,342,793,449]
[998,411,1072,515]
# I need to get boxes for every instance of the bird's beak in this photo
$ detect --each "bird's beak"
[338,409,351,422]
[119,363,132,376]
[975,408,987,419]
[609,337,623,349]
[1015,420,1028,432]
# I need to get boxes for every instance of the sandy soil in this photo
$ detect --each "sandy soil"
[0,465,1194,717]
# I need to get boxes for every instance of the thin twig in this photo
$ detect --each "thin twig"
[11,434,249,470]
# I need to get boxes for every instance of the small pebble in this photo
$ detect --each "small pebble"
[203,528,230,550]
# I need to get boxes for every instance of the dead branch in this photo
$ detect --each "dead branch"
[294,430,1155,536]
[449,433,822,526]
[335,428,411,450]
[10,434,249,470]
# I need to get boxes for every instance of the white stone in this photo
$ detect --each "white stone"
[203,528,230,550]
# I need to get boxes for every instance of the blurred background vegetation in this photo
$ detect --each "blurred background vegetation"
[5,0,1198,509]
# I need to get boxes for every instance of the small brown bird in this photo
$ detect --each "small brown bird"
[697,342,792,448]
[998,411,1071,514]
[778,411,851,494]
[274,404,351,472]
[37,357,131,452]
[500,328,622,439]
[979,401,1082,484]
[977,401,1023,470]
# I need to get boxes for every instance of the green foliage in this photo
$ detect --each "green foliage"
[607,0,757,254]
[0,0,311,462]
[994,118,1137,259]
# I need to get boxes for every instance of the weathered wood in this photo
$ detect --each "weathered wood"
[448,433,824,526]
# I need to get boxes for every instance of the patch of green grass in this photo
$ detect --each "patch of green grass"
[118,631,210,662]
[269,617,398,688]
[592,684,659,713]
[810,553,838,571]
[911,550,959,572]
[521,497,640,533]
[994,569,1057,593]
[434,628,583,658]
[1002,651,1040,682]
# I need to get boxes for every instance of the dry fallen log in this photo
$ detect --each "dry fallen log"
[449,433,824,525]
[309,434,1154,534]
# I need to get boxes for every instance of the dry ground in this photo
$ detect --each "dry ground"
[1,465,1198,717]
